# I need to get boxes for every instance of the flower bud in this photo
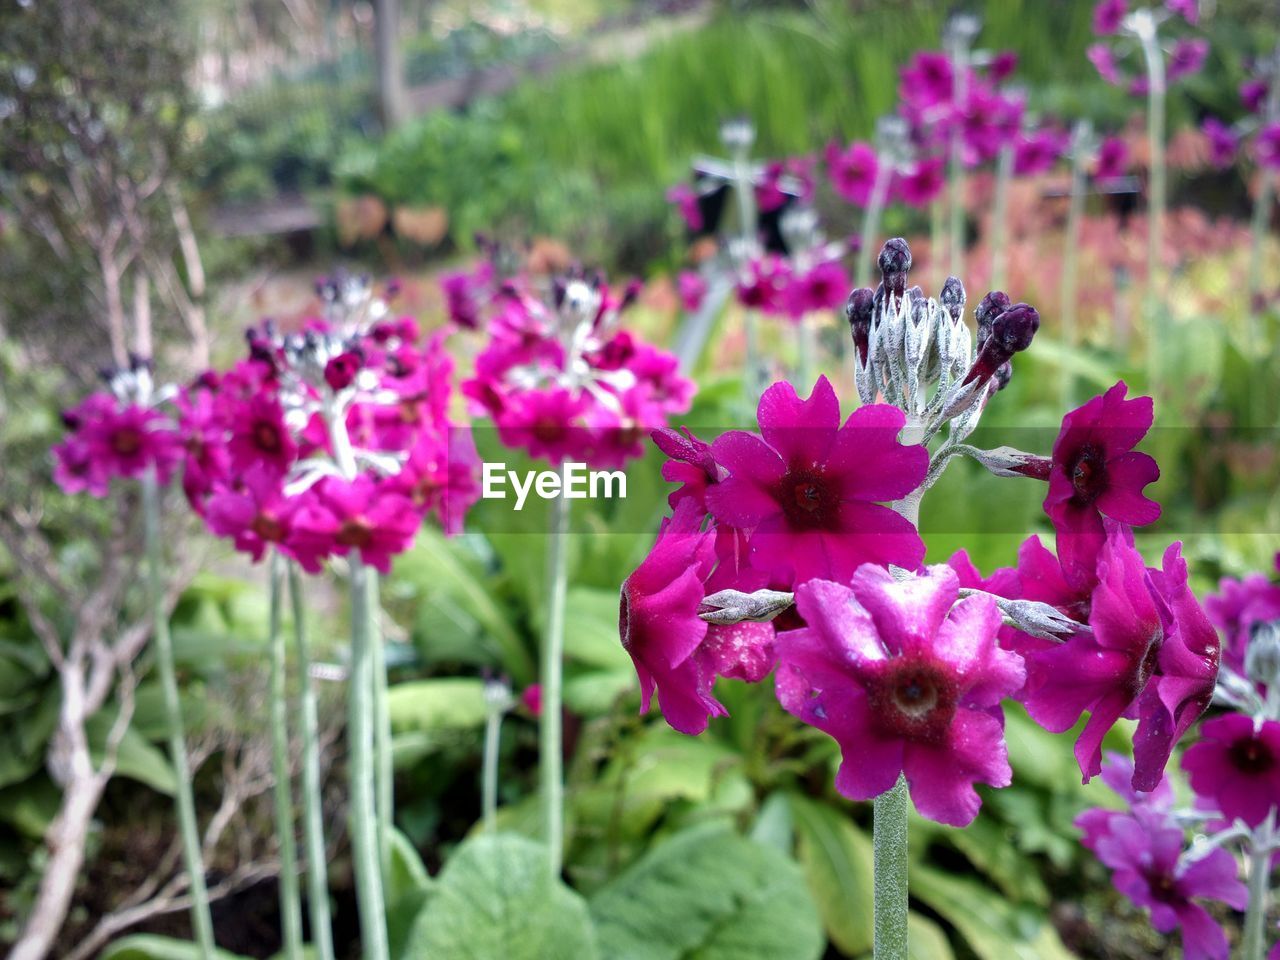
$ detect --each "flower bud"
[699,588,795,625]
[324,351,362,392]
[878,238,912,300]
[940,276,966,325]
[974,290,1011,348]
[845,287,876,363]
[991,303,1040,354]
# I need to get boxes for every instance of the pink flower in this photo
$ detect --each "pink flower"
[1165,0,1199,24]
[53,395,184,497]
[667,184,703,232]
[1093,136,1129,179]
[1241,79,1269,114]
[289,476,420,575]
[620,501,774,735]
[395,427,481,537]
[1093,0,1127,35]
[652,426,721,513]
[1013,128,1069,175]
[1184,713,1280,827]
[677,271,707,312]
[1167,39,1209,84]
[892,155,946,207]
[226,393,298,479]
[736,256,791,315]
[989,51,1019,83]
[775,564,1024,826]
[204,465,296,563]
[1201,118,1238,168]
[825,140,879,207]
[1087,44,1123,85]
[1257,123,1280,171]
[784,260,849,319]
[705,377,927,587]
[1204,572,1280,675]
[899,51,955,111]
[1044,381,1160,590]
[494,386,591,466]
[1023,522,1219,790]
[520,684,542,716]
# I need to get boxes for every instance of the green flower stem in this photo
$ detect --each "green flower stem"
[267,553,303,960]
[874,418,925,960]
[369,569,393,881]
[541,469,572,876]
[1248,63,1278,361]
[990,140,1014,292]
[794,316,816,391]
[1061,127,1089,409]
[1243,828,1273,960]
[1136,19,1167,397]
[947,35,970,280]
[287,563,335,960]
[141,469,215,958]
[929,201,945,289]
[483,704,503,834]
[348,557,389,960]
[856,160,893,289]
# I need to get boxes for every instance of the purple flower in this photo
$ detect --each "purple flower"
[775,564,1025,826]
[784,260,849,319]
[1167,39,1209,84]
[1014,128,1069,175]
[1201,118,1238,169]
[1165,0,1200,25]
[667,184,703,232]
[989,51,1019,83]
[1257,123,1280,171]
[825,140,879,207]
[899,51,955,111]
[736,256,792,316]
[1184,713,1280,827]
[1088,44,1123,85]
[1093,0,1128,35]
[893,155,946,207]
[1093,136,1129,180]
[677,271,707,312]
[1023,523,1219,789]
[1204,571,1280,675]
[1044,381,1160,590]
[705,376,927,588]
[1241,79,1269,114]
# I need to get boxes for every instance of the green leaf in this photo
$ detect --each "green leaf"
[589,822,824,960]
[0,775,61,838]
[936,814,1049,906]
[387,678,489,734]
[910,866,1076,960]
[907,911,955,960]
[749,791,793,853]
[786,794,874,957]
[0,685,59,789]
[556,587,630,671]
[563,668,634,715]
[402,833,598,960]
[101,933,249,960]
[86,713,177,797]
[387,824,432,903]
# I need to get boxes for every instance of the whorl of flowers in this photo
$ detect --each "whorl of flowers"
[462,269,695,468]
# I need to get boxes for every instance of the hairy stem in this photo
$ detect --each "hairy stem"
[990,141,1014,292]
[1243,833,1272,960]
[267,553,303,959]
[142,471,215,956]
[483,706,503,833]
[541,470,572,875]
[370,568,393,881]
[287,563,335,960]
[1136,20,1167,397]
[1062,129,1089,409]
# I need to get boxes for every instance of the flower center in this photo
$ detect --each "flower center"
[1229,736,1275,775]
[336,517,372,549]
[869,659,956,744]
[777,467,836,529]
[1144,870,1180,903]
[251,513,285,543]
[253,420,283,454]
[532,417,564,444]
[111,427,143,456]
[1070,443,1106,503]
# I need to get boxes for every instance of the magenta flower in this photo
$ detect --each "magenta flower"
[736,255,791,316]
[1044,380,1160,590]
[1093,0,1128,35]
[1093,136,1129,180]
[898,51,955,111]
[1184,713,1280,827]
[54,395,184,497]
[620,501,774,735]
[1087,44,1123,85]
[1165,0,1200,23]
[227,393,298,479]
[1023,523,1219,789]
[666,184,703,232]
[1202,118,1238,168]
[705,377,927,587]
[1257,123,1280,171]
[775,564,1024,826]
[893,156,946,207]
[677,271,707,312]
[1013,128,1069,175]
[1167,38,1209,83]
[289,476,419,575]
[784,260,849,319]
[1242,79,1268,114]
[825,140,879,207]
[989,51,1019,83]
[494,386,591,466]
[1204,571,1280,675]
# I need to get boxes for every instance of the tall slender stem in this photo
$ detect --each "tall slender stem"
[541,467,571,875]
[947,33,971,281]
[287,563,335,960]
[857,161,893,289]
[483,706,502,834]
[348,558,389,960]
[1243,823,1273,960]
[990,140,1014,292]
[267,553,303,960]
[794,316,816,391]
[1136,16,1167,397]
[370,569,393,881]
[1061,124,1090,409]
[929,201,945,290]
[141,470,215,958]
[1248,60,1279,354]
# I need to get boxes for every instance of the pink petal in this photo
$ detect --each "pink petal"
[757,376,839,466]
[904,709,1012,826]
[1097,451,1161,525]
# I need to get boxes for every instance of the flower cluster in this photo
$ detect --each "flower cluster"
[1200,51,1280,171]
[1087,0,1208,96]
[462,270,694,468]
[619,237,1222,830]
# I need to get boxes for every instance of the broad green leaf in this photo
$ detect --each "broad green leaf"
[403,833,598,960]
[387,678,489,734]
[749,791,793,853]
[590,822,824,960]
[101,934,248,960]
[0,775,61,837]
[86,713,177,796]
[563,668,634,715]
[387,824,432,902]
[0,685,59,789]
[910,866,1077,960]
[937,814,1049,906]
[787,794,874,957]
[907,911,955,960]
[555,587,630,671]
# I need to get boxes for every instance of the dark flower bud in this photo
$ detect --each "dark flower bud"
[974,290,1011,347]
[940,276,966,324]
[991,303,1040,354]
[324,351,362,392]
[845,287,876,363]
[877,238,912,300]
[907,284,926,304]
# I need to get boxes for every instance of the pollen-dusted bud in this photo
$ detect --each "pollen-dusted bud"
[940,276,966,325]
[991,303,1040,355]
[878,238,912,301]
[974,290,1011,348]
[845,287,876,364]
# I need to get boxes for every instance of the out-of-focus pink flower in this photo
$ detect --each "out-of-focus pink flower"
[53,395,184,497]
[289,475,420,575]
[1093,136,1129,180]
[1241,79,1269,114]
[667,183,703,232]
[775,564,1024,826]
[1044,381,1160,589]
[1167,39,1209,84]
[1201,118,1238,168]
[736,255,792,316]
[1093,0,1128,35]
[1204,571,1280,675]
[899,51,955,111]
[893,155,946,206]
[825,140,880,207]
[1165,0,1199,25]
[1087,44,1123,85]
[705,376,927,588]
[1013,128,1069,175]
[989,51,1019,83]
[227,393,298,479]
[784,260,849,320]
[1257,124,1280,171]
[1184,713,1280,827]
[677,271,707,312]
[520,684,542,716]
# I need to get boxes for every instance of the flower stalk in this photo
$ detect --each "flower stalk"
[990,138,1014,291]
[1061,121,1092,408]
[1133,12,1167,396]
[370,572,393,880]
[541,468,572,875]
[482,679,510,834]
[287,562,336,960]
[1243,831,1273,960]
[141,469,215,958]
[267,552,303,960]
